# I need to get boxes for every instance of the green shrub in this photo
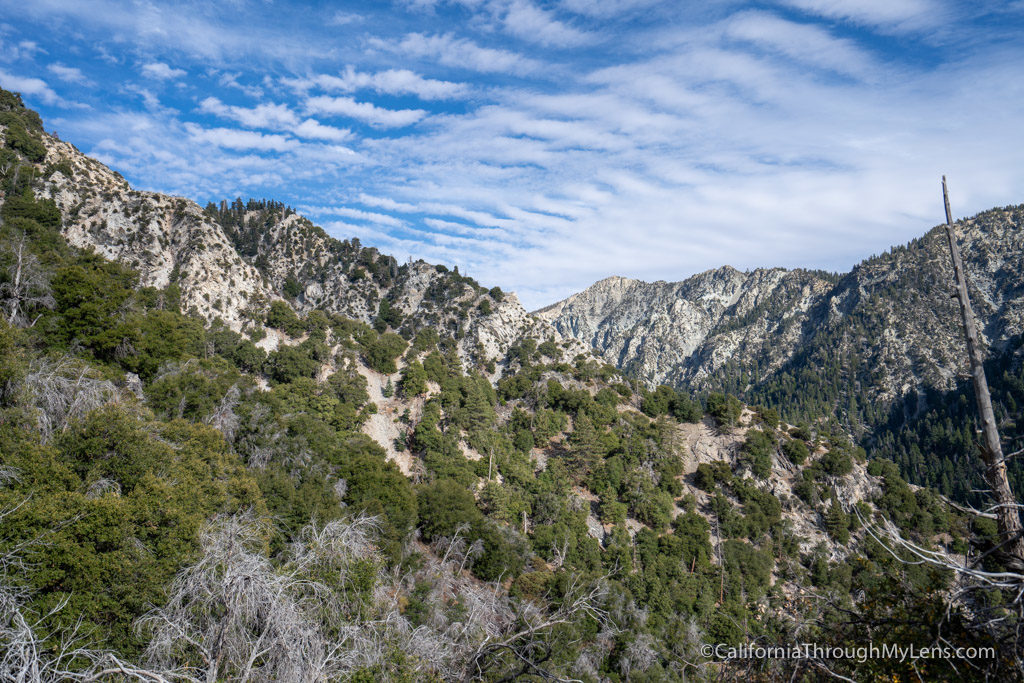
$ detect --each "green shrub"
[265,300,305,336]
[739,430,775,479]
[1,190,61,230]
[376,298,403,329]
[416,479,480,543]
[266,344,319,383]
[2,120,46,162]
[782,438,810,465]
[694,461,732,491]
[146,357,240,421]
[819,445,854,477]
[362,332,407,373]
[399,360,428,397]
[282,274,303,298]
[334,435,417,557]
[1,406,263,656]
[707,392,742,427]
[824,495,850,544]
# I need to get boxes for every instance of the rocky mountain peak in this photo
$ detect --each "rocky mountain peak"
[30,128,588,370]
[541,205,1024,415]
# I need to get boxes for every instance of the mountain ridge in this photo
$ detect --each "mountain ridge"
[32,128,589,371]
[538,209,1024,407]
[2,86,1015,681]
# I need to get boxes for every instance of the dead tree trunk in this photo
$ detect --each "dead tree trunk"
[942,176,1024,568]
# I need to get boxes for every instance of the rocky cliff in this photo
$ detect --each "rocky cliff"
[536,267,834,389]
[31,131,585,368]
[538,206,1024,411]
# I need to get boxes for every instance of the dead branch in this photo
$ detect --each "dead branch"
[22,356,121,442]
[0,231,55,327]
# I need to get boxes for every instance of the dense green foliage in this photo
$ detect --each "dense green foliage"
[0,89,1012,680]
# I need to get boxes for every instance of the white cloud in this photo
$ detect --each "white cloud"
[216,71,264,98]
[304,95,427,128]
[16,39,45,57]
[328,10,362,25]
[502,0,594,47]
[0,37,33,62]
[293,118,353,142]
[309,206,406,227]
[358,193,420,212]
[199,98,355,141]
[47,62,92,85]
[0,69,61,105]
[376,32,543,74]
[5,0,336,64]
[773,0,938,30]
[724,11,877,79]
[559,0,663,18]
[125,84,161,109]
[286,66,469,100]
[199,96,299,129]
[141,62,186,80]
[184,123,298,152]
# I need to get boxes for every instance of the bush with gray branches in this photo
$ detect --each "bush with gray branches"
[136,511,613,682]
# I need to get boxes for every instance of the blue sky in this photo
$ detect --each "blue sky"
[1,0,1023,309]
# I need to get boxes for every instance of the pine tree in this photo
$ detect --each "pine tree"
[566,414,601,483]
[824,493,850,545]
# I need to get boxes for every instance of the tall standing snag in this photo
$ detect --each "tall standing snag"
[941,176,1024,568]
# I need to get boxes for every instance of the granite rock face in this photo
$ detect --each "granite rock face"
[538,205,1024,406]
[34,132,586,368]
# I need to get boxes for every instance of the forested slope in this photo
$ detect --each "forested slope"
[540,201,1024,505]
[0,88,1012,681]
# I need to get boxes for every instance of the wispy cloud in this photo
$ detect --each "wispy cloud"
[329,10,362,26]
[375,32,543,74]
[502,0,595,47]
[199,96,299,128]
[2,0,339,64]
[199,96,353,142]
[47,62,92,85]
[304,95,427,128]
[0,68,61,105]
[293,118,353,142]
[285,66,469,100]
[723,11,877,80]
[141,62,186,80]
[357,193,420,212]
[559,0,664,18]
[773,0,939,31]
[216,71,264,98]
[305,205,406,227]
[184,123,298,152]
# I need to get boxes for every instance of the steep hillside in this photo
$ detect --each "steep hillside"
[536,267,835,389]
[33,133,585,371]
[540,208,1024,504]
[0,88,1006,681]
[540,210,1023,408]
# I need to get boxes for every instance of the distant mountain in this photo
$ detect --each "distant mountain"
[538,207,1024,413]
[538,207,1024,501]
[535,267,835,391]
[4,86,1017,681]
